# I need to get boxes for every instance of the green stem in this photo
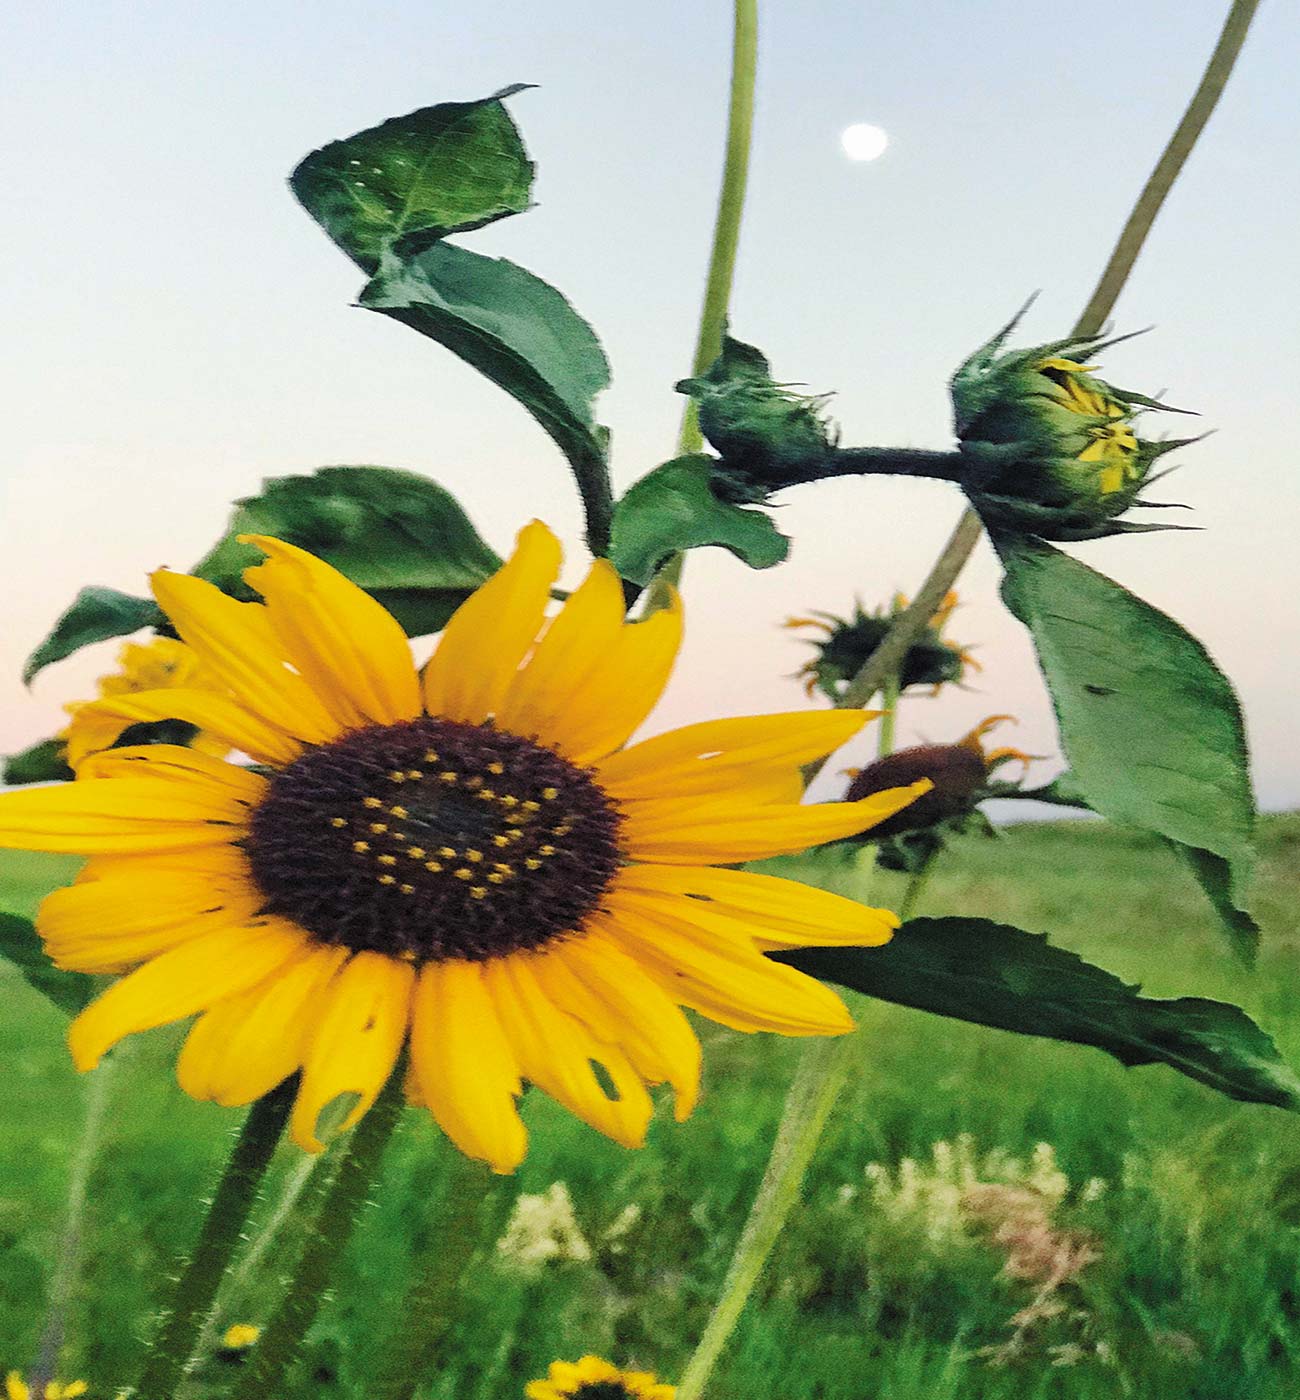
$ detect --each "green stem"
[897,855,936,922]
[818,0,1261,742]
[675,1035,853,1400]
[229,1075,406,1400]
[369,1149,516,1400]
[876,673,900,759]
[653,0,757,596]
[677,0,758,458]
[783,446,967,487]
[134,1080,294,1400]
[29,1051,116,1389]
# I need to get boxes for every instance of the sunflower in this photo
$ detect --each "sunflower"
[0,524,926,1172]
[525,1355,673,1400]
[61,635,230,769]
[4,1375,87,1400]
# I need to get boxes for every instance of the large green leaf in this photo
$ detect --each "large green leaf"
[777,917,1300,1112]
[290,86,535,274]
[998,537,1257,958]
[193,466,503,637]
[360,244,612,543]
[609,455,790,585]
[23,587,164,686]
[0,912,93,1018]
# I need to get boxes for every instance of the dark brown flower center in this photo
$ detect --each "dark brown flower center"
[572,1386,633,1400]
[245,717,623,962]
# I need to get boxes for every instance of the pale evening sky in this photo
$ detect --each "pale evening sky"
[1,1,1297,810]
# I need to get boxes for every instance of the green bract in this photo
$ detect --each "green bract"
[951,311,1196,541]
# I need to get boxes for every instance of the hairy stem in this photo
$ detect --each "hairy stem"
[134,1080,294,1400]
[229,1076,406,1400]
[369,1150,516,1400]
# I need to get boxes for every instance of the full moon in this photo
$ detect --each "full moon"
[841,123,889,162]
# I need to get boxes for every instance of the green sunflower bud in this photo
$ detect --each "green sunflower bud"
[785,592,976,701]
[951,308,1197,541]
[676,335,837,499]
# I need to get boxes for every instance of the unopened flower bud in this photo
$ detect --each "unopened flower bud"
[951,310,1195,541]
[676,336,836,497]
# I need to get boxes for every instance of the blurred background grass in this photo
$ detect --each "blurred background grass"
[2,815,1299,1399]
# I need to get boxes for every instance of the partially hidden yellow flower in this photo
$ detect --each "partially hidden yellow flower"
[61,637,230,769]
[5,1373,88,1400]
[1036,357,1141,496]
[526,1355,674,1400]
[0,523,927,1172]
[220,1324,260,1350]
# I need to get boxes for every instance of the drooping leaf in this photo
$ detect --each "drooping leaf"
[2,738,73,786]
[192,466,504,637]
[0,912,93,1018]
[776,917,1300,1112]
[998,536,1257,959]
[360,244,612,547]
[1170,842,1261,966]
[609,455,790,586]
[290,86,535,274]
[24,587,164,686]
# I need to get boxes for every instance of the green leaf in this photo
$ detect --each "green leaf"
[776,917,1300,1113]
[1169,842,1261,966]
[24,587,164,686]
[193,466,504,637]
[3,738,73,786]
[998,537,1257,959]
[290,86,535,274]
[359,244,612,546]
[0,912,93,1017]
[609,455,790,585]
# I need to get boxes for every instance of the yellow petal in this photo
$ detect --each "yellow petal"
[496,557,626,739]
[595,902,854,1036]
[75,744,268,803]
[64,688,303,768]
[0,777,252,855]
[615,864,898,950]
[67,920,308,1070]
[409,960,527,1173]
[150,569,341,742]
[6,1373,31,1400]
[541,588,684,765]
[240,536,422,728]
[619,782,931,864]
[290,952,414,1152]
[422,521,562,723]
[535,934,702,1120]
[485,956,653,1149]
[596,710,874,801]
[177,946,347,1107]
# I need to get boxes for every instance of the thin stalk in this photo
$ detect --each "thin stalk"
[229,1075,406,1400]
[821,0,1262,736]
[369,1150,516,1400]
[678,0,758,457]
[653,0,757,597]
[875,673,900,759]
[134,1080,294,1400]
[28,1054,115,1389]
[897,855,936,922]
[674,1035,853,1400]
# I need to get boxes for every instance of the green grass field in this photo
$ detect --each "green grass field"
[3,817,1300,1399]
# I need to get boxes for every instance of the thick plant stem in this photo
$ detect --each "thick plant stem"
[822,0,1261,741]
[675,1036,853,1400]
[369,1149,515,1400]
[678,0,758,458]
[134,1080,294,1400]
[230,1076,406,1400]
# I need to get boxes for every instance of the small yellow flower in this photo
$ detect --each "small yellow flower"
[5,1374,89,1400]
[221,1324,261,1350]
[0,523,928,1172]
[525,1355,674,1400]
[61,637,230,769]
[1037,357,1141,496]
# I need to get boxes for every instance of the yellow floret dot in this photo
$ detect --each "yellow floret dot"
[362,796,383,809]
[539,845,556,856]
[399,883,415,895]
[541,787,559,800]
[487,762,504,775]
[470,886,488,899]
[522,800,541,813]
[406,846,426,859]
[222,1322,261,1350]
[388,770,406,783]
[370,823,388,834]
[389,805,409,819]
[377,874,396,886]
[329,816,348,828]
[438,846,457,859]
[352,841,370,853]
[405,770,423,780]
[377,854,397,867]
[465,850,483,863]
[439,772,458,784]
[525,858,543,871]
[492,835,511,848]
[454,868,473,881]
[487,872,507,884]
[424,861,444,873]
